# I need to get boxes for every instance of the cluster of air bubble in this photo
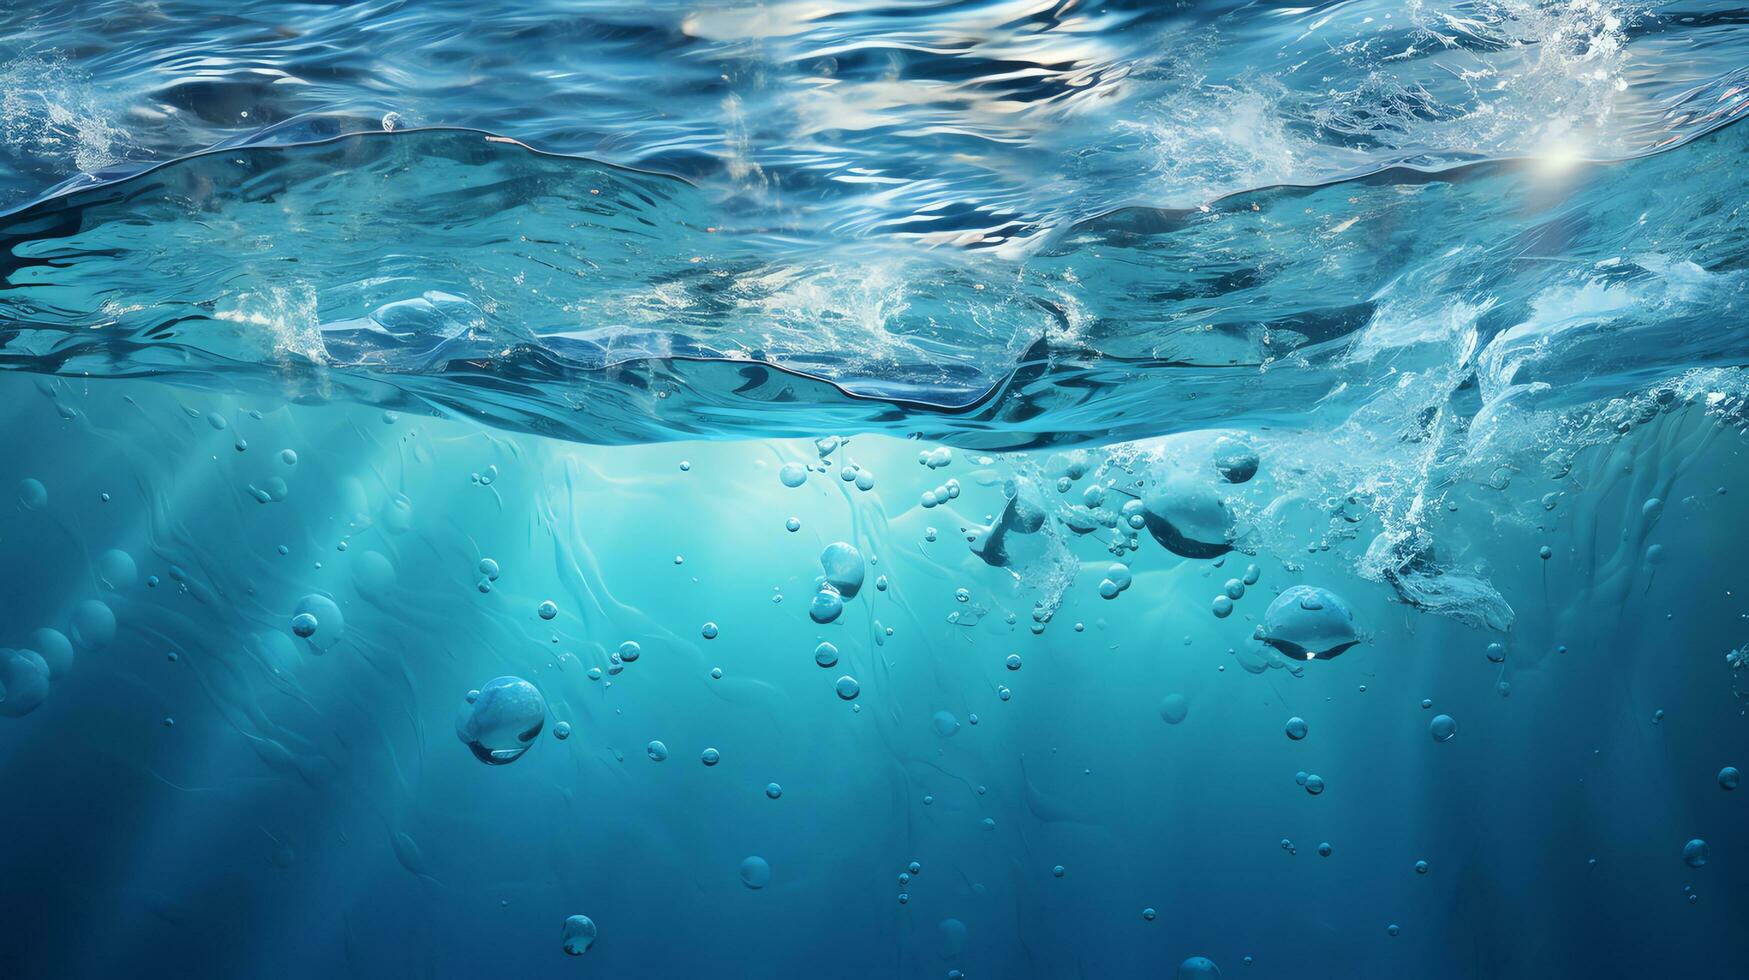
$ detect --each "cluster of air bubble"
[810,542,865,625]
[1028,435,1257,567]
[778,426,1362,677]
[962,469,1077,633]
[1261,363,1749,642]
[0,479,123,720]
[41,371,1749,961]
[916,446,963,509]
[1729,643,1749,708]
[778,436,882,495]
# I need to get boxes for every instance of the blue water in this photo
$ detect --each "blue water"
[2,3,1747,977]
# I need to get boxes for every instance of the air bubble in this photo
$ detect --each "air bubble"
[560,915,597,956]
[455,676,546,765]
[820,542,865,598]
[27,628,74,679]
[17,478,48,511]
[1142,472,1235,558]
[1258,586,1359,661]
[1160,693,1189,725]
[809,588,844,624]
[70,599,117,650]
[291,594,343,651]
[0,649,51,717]
[97,549,137,590]
[1176,956,1223,979]
[1212,435,1259,483]
[739,856,771,889]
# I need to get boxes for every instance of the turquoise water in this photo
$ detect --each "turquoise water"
[3,3,1748,978]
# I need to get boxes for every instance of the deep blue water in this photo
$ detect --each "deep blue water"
[2,3,1748,978]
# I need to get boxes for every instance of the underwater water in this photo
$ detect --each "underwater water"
[3,1,1749,977]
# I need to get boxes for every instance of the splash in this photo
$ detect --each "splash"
[1,53,131,179]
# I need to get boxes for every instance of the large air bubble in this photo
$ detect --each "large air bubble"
[1177,957,1222,979]
[1257,586,1360,661]
[17,478,48,511]
[455,676,547,765]
[1211,436,1259,484]
[0,649,51,717]
[1142,472,1235,559]
[740,855,771,889]
[560,914,597,956]
[96,549,137,590]
[820,542,865,598]
[69,599,116,650]
[353,551,397,599]
[291,593,345,652]
[27,627,75,679]
[1160,693,1189,725]
[809,587,845,624]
